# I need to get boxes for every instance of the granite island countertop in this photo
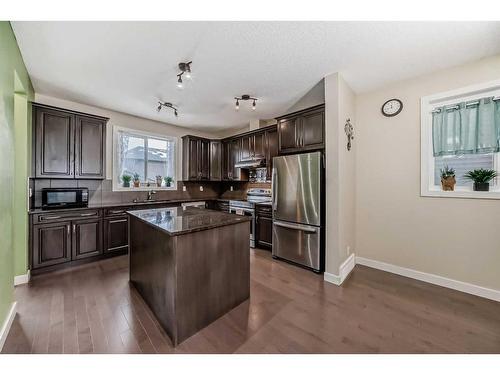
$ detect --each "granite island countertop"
[127,206,251,236]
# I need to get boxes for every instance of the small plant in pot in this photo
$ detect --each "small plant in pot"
[440,165,456,191]
[133,172,141,188]
[121,174,131,188]
[155,175,163,187]
[164,176,173,188]
[464,168,498,192]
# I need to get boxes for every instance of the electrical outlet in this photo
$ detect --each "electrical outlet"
[230,185,233,191]
[199,185,204,192]
[182,185,186,192]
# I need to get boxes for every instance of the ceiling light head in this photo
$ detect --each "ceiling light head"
[177,74,183,89]
[234,95,258,110]
[157,101,179,117]
[252,99,256,110]
[235,99,240,110]
[178,61,192,80]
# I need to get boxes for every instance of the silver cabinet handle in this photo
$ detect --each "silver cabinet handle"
[110,219,127,224]
[73,224,76,233]
[273,221,317,234]
[109,210,125,214]
[67,225,70,235]
[43,215,62,220]
[80,212,96,217]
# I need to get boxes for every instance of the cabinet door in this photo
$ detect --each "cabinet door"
[184,137,199,180]
[75,115,106,179]
[301,109,324,150]
[253,132,266,159]
[240,135,253,161]
[209,141,222,181]
[32,222,71,269]
[199,139,210,180]
[230,139,241,180]
[72,218,103,260]
[35,107,75,178]
[221,141,230,180]
[104,216,128,253]
[256,215,273,248]
[278,117,300,154]
[266,129,278,181]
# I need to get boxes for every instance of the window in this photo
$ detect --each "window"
[421,80,500,199]
[113,127,177,190]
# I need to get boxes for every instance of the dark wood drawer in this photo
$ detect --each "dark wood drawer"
[104,207,131,217]
[33,209,101,224]
[255,205,272,217]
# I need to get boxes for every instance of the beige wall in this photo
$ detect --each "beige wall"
[324,73,356,276]
[34,94,219,181]
[355,55,500,290]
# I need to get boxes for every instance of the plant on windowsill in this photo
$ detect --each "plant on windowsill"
[133,172,141,188]
[440,165,456,191]
[156,175,163,187]
[121,174,132,188]
[464,168,498,192]
[164,176,173,188]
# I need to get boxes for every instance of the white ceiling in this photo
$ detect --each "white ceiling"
[12,21,500,132]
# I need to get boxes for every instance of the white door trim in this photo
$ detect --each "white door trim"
[0,302,17,352]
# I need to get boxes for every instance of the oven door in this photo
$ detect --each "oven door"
[229,206,255,246]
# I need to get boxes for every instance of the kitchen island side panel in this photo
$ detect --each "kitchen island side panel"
[175,221,250,344]
[129,215,177,342]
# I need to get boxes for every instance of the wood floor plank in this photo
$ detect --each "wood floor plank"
[4,250,500,354]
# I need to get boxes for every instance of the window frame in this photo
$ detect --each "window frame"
[112,125,179,192]
[421,79,500,199]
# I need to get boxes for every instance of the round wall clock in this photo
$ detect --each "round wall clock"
[381,98,403,117]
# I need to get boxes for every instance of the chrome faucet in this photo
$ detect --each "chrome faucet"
[147,190,156,201]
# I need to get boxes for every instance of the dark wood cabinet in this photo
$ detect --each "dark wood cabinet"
[255,205,273,249]
[277,104,324,154]
[32,222,72,268]
[265,129,278,181]
[72,218,103,260]
[104,216,129,253]
[74,115,106,179]
[240,132,266,162]
[222,138,242,180]
[35,106,75,178]
[209,141,222,181]
[182,136,210,181]
[33,103,108,179]
[240,135,253,162]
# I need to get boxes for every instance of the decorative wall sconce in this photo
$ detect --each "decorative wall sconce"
[176,61,192,89]
[344,118,354,151]
[234,95,258,111]
[157,101,178,117]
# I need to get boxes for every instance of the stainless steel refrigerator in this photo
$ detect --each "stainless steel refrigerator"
[271,151,324,272]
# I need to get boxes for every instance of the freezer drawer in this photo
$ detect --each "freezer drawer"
[272,220,321,271]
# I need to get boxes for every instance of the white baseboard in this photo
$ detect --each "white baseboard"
[324,253,356,286]
[356,256,500,303]
[14,270,30,286]
[0,302,17,352]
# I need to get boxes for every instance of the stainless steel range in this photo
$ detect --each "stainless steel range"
[229,188,272,247]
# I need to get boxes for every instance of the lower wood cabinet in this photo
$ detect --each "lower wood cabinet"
[32,222,72,268]
[255,205,273,249]
[72,218,103,260]
[104,216,129,253]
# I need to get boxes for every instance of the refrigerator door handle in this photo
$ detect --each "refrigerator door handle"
[272,168,278,211]
[273,221,318,234]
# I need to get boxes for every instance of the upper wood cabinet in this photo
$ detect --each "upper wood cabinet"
[276,104,325,154]
[33,104,108,179]
[182,135,210,181]
[209,141,222,181]
[265,128,278,181]
[239,132,266,162]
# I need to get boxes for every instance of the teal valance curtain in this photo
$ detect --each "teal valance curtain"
[432,97,500,157]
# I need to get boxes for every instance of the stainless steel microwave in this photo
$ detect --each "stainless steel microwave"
[41,188,89,210]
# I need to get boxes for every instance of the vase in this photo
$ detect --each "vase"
[123,181,130,188]
[473,182,489,191]
[440,176,456,191]
[133,180,140,188]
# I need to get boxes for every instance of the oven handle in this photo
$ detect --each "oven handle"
[273,221,317,234]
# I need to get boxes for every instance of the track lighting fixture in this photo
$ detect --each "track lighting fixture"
[176,61,192,88]
[157,101,179,117]
[234,95,258,111]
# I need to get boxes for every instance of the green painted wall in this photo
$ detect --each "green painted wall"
[0,22,33,330]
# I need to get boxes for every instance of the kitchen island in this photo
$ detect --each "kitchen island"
[127,206,251,346]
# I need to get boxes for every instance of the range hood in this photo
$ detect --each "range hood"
[235,158,266,169]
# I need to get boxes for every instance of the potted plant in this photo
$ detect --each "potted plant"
[440,165,456,191]
[133,172,141,188]
[121,174,131,188]
[164,176,173,188]
[156,175,163,187]
[464,168,498,191]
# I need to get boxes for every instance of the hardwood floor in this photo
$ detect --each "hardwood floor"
[3,249,500,353]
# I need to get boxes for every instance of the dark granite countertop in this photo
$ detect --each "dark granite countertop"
[29,198,216,214]
[127,206,251,236]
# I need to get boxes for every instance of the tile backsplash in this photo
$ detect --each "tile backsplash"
[32,178,227,208]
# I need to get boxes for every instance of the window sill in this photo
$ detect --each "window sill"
[112,186,177,192]
[422,188,500,200]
